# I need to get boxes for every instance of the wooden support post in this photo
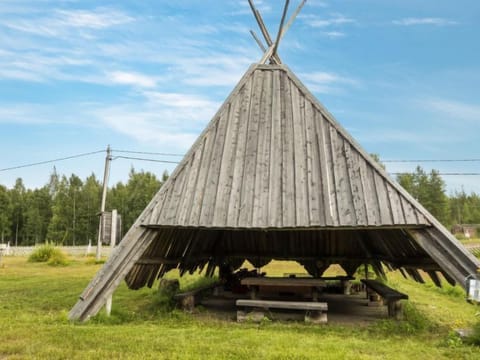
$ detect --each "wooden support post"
[250,286,259,300]
[250,30,267,52]
[105,209,118,317]
[342,280,352,295]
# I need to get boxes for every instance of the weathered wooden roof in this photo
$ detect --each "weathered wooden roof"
[140,64,430,229]
[69,63,480,322]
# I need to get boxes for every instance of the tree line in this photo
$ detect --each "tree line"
[0,165,479,247]
[397,166,480,227]
[0,167,168,246]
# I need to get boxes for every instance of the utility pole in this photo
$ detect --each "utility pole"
[72,189,76,247]
[96,145,112,261]
[105,209,117,316]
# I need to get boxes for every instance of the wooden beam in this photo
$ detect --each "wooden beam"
[259,0,306,64]
[409,228,480,288]
[271,0,290,60]
[248,0,281,64]
[250,30,267,52]
[135,258,180,265]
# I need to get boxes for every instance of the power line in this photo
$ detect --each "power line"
[111,149,184,157]
[391,172,480,176]
[383,158,480,163]
[2,148,479,175]
[0,150,105,172]
[112,156,180,164]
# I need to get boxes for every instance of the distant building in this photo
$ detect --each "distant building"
[451,224,479,239]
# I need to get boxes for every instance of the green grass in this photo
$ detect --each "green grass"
[1,257,480,359]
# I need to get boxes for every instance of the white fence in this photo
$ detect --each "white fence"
[0,244,112,257]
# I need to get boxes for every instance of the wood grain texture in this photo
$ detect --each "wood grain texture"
[69,64,480,322]
[136,66,432,230]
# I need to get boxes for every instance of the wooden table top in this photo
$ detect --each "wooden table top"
[241,277,326,287]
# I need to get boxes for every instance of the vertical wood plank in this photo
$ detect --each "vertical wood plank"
[373,172,394,225]
[290,81,309,227]
[330,127,354,226]
[239,70,264,227]
[188,124,217,226]
[345,144,368,226]
[387,186,406,224]
[304,98,323,226]
[227,73,254,227]
[268,70,283,227]
[317,116,337,226]
[358,159,380,226]
[200,104,231,225]
[212,90,243,227]
[176,148,204,225]
[253,69,273,228]
[281,72,296,227]
[165,166,188,225]
[401,196,420,225]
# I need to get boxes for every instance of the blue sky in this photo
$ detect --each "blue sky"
[0,0,479,194]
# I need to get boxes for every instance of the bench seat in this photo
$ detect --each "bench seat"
[173,283,219,311]
[361,279,408,319]
[236,299,328,323]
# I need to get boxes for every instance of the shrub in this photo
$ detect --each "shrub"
[47,250,69,266]
[28,244,56,263]
[28,244,69,266]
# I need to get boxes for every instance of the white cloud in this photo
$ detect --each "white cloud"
[309,1,329,8]
[94,103,214,150]
[99,110,199,150]
[0,106,52,124]
[2,7,135,38]
[353,128,449,145]
[392,17,457,26]
[233,0,272,16]
[107,71,157,88]
[301,13,355,28]
[422,98,480,122]
[54,9,134,29]
[300,71,358,94]
[322,31,345,39]
[142,92,220,113]
[90,90,221,149]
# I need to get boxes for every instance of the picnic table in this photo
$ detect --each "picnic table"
[238,277,328,323]
[241,277,326,301]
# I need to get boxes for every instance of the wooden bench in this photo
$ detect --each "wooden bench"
[173,283,219,312]
[236,299,328,324]
[361,279,408,319]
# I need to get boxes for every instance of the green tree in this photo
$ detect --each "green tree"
[22,187,52,245]
[0,185,12,243]
[397,166,450,226]
[10,178,26,246]
[370,153,386,170]
[449,190,480,225]
[46,176,71,244]
[76,174,101,245]
[109,168,166,235]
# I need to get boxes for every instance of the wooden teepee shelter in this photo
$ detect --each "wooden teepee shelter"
[69,0,480,322]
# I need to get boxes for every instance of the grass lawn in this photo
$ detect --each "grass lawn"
[1,256,480,359]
